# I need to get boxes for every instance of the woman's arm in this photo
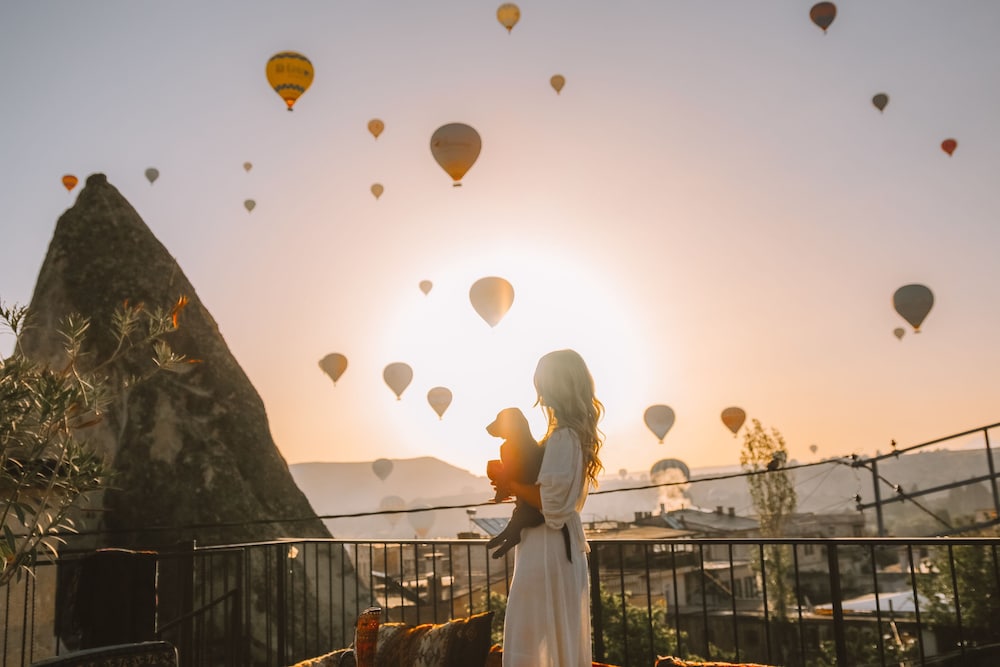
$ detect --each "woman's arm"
[507,480,542,509]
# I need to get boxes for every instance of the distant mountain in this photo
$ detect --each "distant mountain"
[292,448,999,538]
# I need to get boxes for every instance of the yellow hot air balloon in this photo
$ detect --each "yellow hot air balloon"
[430,123,482,186]
[469,277,514,327]
[419,280,433,295]
[644,405,675,443]
[244,199,256,213]
[372,458,394,481]
[368,119,384,139]
[266,51,314,111]
[496,3,520,32]
[383,362,413,400]
[318,352,348,385]
[371,183,384,200]
[427,387,453,419]
[62,174,78,192]
[893,284,933,332]
[550,74,565,94]
[145,168,159,185]
[243,161,253,172]
[721,407,746,435]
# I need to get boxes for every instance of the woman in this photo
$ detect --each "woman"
[498,349,604,666]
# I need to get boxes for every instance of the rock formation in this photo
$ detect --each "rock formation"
[20,174,360,661]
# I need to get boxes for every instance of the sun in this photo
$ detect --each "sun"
[376,245,662,474]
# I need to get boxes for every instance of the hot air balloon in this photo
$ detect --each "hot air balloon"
[809,444,819,454]
[243,162,253,172]
[644,405,675,443]
[893,327,905,341]
[383,362,413,400]
[650,458,690,482]
[61,175,78,192]
[371,183,384,200]
[618,468,628,480]
[496,3,520,33]
[379,495,406,528]
[368,119,384,139]
[469,277,514,327]
[318,352,348,385]
[144,168,159,185]
[266,51,314,111]
[893,284,933,332]
[721,407,746,435]
[427,387,453,419]
[550,74,565,94]
[430,123,481,186]
[810,2,836,32]
[244,199,256,213]
[419,280,433,295]
[408,503,435,538]
[941,139,957,156]
[372,458,393,481]
[872,93,888,112]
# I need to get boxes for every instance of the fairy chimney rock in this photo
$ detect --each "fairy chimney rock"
[22,173,330,548]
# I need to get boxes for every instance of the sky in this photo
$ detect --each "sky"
[3,1,1000,481]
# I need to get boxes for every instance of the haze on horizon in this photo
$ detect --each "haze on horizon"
[2,2,1000,479]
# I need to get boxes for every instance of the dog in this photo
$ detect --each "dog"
[484,407,572,561]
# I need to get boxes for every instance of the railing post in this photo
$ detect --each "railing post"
[871,459,886,537]
[826,543,848,666]
[275,544,286,663]
[983,428,1000,524]
[589,545,605,662]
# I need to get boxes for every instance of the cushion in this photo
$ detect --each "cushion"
[376,611,494,667]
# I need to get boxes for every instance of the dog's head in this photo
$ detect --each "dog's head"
[486,407,531,439]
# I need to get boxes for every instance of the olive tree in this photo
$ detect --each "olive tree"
[0,298,192,587]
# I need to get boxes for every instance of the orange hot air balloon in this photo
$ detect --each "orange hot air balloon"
[372,458,394,481]
[893,284,933,332]
[62,175,78,191]
[419,280,433,295]
[318,352,348,385]
[721,407,746,435]
[371,183,384,200]
[550,74,565,94]
[430,123,482,186]
[266,51,314,111]
[368,119,384,139]
[941,139,957,156]
[872,93,888,112]
[644,405,675,443]
[469,277,514,327]
[497,3,520,33]
[408,503,435,538]
[810,2,836,32]
[427,387,453,419]
[383,362,413,399]
[243,162,253,172]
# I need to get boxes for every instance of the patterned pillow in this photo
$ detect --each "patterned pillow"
[375,611,494,667]
[655,657,776,667]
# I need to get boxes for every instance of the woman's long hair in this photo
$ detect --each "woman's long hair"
[534,349,605,488]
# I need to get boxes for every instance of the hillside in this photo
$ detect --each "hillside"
[291,447,999,538]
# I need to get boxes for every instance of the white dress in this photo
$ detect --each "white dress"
[502,428,592,667]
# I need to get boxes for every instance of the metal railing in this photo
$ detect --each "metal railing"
[3,536,999,667]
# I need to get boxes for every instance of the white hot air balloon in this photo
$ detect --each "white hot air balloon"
[469,277,514,327]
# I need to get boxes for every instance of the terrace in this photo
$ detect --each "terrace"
[3,535,999,667]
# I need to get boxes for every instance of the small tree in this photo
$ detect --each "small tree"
[0,298,192,587]
[740,418,797,623]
